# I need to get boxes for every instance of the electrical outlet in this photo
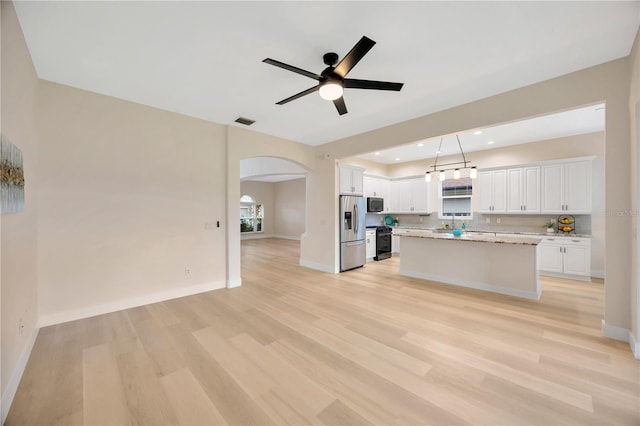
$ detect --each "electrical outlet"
[18,318,24,335]
[184,268,190,276]
[419,217,423,222]
[497,218,501,224]
[485,217,491,224]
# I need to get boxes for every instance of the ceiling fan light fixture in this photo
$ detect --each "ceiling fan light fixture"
[319,81,343,101]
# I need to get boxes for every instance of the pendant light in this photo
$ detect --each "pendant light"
[425,135,476,181]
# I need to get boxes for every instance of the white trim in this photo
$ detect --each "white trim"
[39,281,225,327]
[539,271,592,282]
[400,269,542,300]
[590,269,604,279]
[601,320,630,342]
[629,331,640,359]
[240,233,273,240]
[271,235,301,241]
[2,326,39,424]
[299,258,337,274]
[227,278,242,288]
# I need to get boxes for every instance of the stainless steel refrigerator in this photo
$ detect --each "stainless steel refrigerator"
[340,195,366,271]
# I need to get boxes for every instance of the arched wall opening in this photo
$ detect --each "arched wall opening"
[225,126,316,288]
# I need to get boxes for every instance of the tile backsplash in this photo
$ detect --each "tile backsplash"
[366,212,591,235]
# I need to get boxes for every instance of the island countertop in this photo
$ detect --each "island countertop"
[394,229,541,246]
[397,231,541,300]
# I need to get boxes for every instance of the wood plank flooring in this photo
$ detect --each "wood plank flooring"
[6,238,639,425]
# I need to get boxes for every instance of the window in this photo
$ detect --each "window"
[439,177,473,219]
[240,195,263,233]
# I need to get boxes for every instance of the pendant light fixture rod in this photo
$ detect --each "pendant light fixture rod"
[425,134,476,179]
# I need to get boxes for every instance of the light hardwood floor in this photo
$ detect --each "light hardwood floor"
[7,238,640,425]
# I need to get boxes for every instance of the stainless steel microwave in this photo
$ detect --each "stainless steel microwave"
[367,197,384,213]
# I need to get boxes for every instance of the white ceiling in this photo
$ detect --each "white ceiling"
[13,1,639,147]
[358,103,606,164]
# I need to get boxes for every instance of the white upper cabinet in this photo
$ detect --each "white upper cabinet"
[339,165,365,195]
[477,170,506,213]
[506,166,540,213]
[390,178,429,213]
[364,175,390,201]
[541,160,591,214]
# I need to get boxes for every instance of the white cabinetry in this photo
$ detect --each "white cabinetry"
[339,165,364,195]
[391,228,412,255]
[506,166,540,213]
[390,178,429,213]
[478,170,507,213]
[364,175,391,211]
[537,237,591,280]
[366,229,376,261]
[540,161,591,214]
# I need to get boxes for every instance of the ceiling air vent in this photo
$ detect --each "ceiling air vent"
[234,117,255,126]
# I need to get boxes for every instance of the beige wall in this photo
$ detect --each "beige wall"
[629,28,640,353]
[0,0,40,413]
[314,58,632,337]
[274,178,306,239]
[240,181,275,238]
[36,81,228,324]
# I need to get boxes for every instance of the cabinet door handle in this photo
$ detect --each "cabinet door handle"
[571,240,580,243]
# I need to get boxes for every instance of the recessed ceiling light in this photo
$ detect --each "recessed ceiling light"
[435,150,441,154]
[395,158,400,161]
[487,141,495,145]
[374,152,381,156]
[474,130,482,135]
[417,143,424,147]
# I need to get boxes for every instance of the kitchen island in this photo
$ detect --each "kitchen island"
[397,230,542,300]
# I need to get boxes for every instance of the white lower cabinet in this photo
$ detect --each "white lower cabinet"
[366,230,376,261]
[537,237,591,280]
[392,235,400,255]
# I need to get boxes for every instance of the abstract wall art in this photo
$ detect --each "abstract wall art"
[0,134,25,214]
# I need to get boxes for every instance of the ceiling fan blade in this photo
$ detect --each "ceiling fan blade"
[263,58,321,80]
[275,86,319,105]
[333,96,348,115]
[333,36,376,78]
[344,79,404,91]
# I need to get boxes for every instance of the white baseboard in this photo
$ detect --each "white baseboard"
[227,278,242,288]
[299,258,337,274]
[241,233,273,240]
[271,235,301,241]
[2,326,39,424]
[630,331,640,359]
[38,281,226,327]
[590,269,605,279]
[601,320,630,342]
[401,269,542,300]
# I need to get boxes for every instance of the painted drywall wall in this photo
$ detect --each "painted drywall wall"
[629,28,640,354]
[0,0,40,418]
[240,157,306,180]
[36,80,228,325]
[240,181,275,239]
[273,178,306,239]
[314,58,632,338]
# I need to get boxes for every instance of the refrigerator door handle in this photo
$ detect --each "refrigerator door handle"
[354,203,358,234]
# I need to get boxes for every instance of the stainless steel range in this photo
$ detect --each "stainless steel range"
[374,226,392,261]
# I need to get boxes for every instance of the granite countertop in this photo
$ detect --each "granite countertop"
[394,229,542,245]
[392,225,591,238]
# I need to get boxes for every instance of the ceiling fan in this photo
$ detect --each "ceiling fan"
[263,36,404,116]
